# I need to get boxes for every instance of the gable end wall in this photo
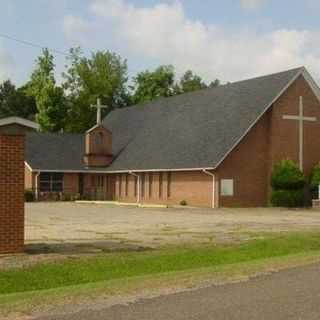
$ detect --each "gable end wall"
[217,75,320,208]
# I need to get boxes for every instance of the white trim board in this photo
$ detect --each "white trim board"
[0,117,39,129]
[25,166,215,174]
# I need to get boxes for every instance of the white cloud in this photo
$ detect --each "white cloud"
[0,47,15,82]
[240,0,265,10]
[65,0,320,83]
[63,15,90,45]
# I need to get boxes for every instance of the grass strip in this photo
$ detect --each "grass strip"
[1,232,320,295]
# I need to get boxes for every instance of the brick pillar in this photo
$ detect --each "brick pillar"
[0,135,25,254]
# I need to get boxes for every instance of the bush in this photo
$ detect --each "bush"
[310,163,320,190]
[61,193,71,201]
[60,193,81,201]
[271,159,305,190]
[25,190,35,202]
[180,200,188,206]
[271,190,305,208]
[270,160,306,208]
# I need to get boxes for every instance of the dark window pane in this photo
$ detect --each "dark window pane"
[40,182,51,192]
[40,172,50,181]
[52,173,63,181]
[52,182,63,192]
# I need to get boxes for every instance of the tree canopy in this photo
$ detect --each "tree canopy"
[0,47,222,132]
[0,80,37,119]
[62,48,129,132]
[131,65,176,104]
[27,49,66,132]
[177,70,207,94]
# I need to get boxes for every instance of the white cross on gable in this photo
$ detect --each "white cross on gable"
[282,96,317,171]
[91,98,108,124]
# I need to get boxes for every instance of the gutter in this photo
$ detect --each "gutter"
[202,169,216,209]
[128,172,140,204]
[26,167,216,174]
[34,171,41,201]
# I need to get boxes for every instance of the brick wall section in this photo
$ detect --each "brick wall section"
[115,171,212,207]
[216,110,270,207]
[63,173,79,194]
[217,75,320,207]
[269,75,320,176]
[0,135,25,254]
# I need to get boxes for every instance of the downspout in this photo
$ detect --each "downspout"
[129,172,140,204]
[34,171,41,201]
[203,169,216,209]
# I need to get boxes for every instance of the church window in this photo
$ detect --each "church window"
[134,176,138,197]
[95,132,104,147]
[125,174,129,197]
[39,172,63,192]
[221,179,234,196]
[167,172,172,198]
[149,173,153,198]
[119,174,122,196]
[91,175,104,188]
[159,172,163,198]
[141,173,145,198]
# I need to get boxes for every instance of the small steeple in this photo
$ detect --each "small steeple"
[91,98,108,124]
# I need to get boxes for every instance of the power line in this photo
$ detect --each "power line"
[0,33,70,56]
[0,32,144,74]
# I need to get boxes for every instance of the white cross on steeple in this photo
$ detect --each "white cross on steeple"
[91,98,108,124]
[282,96,317,171]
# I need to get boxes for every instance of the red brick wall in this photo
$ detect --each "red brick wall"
[0,135,25,254]
[269,75,320,176]
[216,110,270,207]
[115,171,212,207]
[217,75,320,207]
[63,173,79,194]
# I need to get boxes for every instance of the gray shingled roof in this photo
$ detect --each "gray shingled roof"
[26,67,303,172]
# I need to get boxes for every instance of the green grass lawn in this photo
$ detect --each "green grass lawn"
[1,232,320,296]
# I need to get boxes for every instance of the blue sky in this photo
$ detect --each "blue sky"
[1,0,320,85]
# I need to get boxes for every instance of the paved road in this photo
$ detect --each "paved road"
[37,263,320,320]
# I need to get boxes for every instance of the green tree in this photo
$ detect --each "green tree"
[209,79,221,88]
[28,49,66,132]
[63,47,129,132]
[131,65,176,104]
[177,70,207,94]
[0,80,37,119]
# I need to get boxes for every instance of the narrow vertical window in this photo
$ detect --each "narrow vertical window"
[119,174,122,197]
[125,174,129,197]
[167,172,172,198]
[91,175,95,187]
[159,172,163,198]
[149,173,153,198]
[134,176,137,197]
[141,173,145,198]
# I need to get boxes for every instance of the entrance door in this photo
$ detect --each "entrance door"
[91,174,107,201]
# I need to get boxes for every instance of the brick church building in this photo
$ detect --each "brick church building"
[25,67,320,208]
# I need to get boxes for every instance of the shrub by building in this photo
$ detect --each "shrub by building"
[271,160,305,208]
